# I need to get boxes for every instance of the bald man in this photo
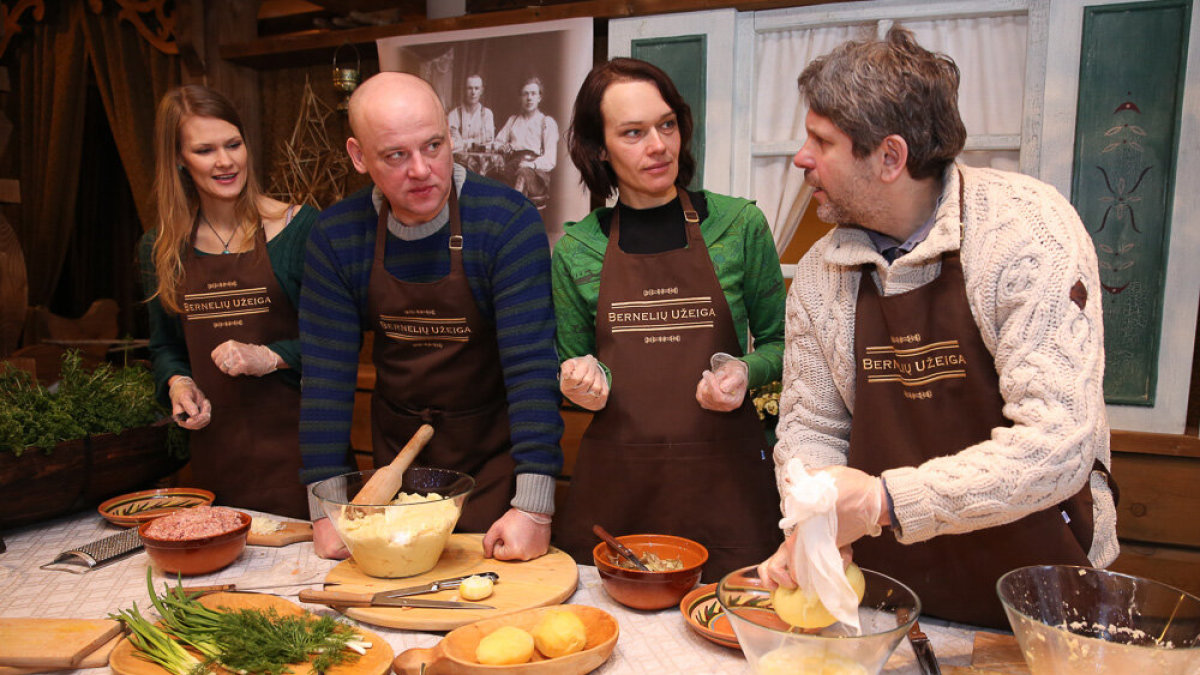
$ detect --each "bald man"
[299,72,563,561]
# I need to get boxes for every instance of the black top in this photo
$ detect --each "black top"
[599,189,710,254]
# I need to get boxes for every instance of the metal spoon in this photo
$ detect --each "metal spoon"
[592,524,651,572]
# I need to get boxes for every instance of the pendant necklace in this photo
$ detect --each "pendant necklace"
[202,215,238,254]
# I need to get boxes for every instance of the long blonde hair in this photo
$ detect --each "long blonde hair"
[151,85,266,314]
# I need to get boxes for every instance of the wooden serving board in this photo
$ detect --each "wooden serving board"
[247,521,313,547]
[0,618,121,669]
[0,635,120,675]
[322,533,579,631]
[944,633,1031,675]
[109,592,392,675]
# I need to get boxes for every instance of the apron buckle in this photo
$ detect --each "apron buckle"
[683,209,700,224]
[449,234,464,251]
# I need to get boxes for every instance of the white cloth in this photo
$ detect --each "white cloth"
[778,459,862,632]
[495,111,559,173]
[775,164,1118,567]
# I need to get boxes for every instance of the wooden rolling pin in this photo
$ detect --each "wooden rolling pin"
[352,424,434,505]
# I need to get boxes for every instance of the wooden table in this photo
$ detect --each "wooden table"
[0,510,990,674]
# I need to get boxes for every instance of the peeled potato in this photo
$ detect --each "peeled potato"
[532,609,588,658]
[459,574,494,601]
[475,625,535,665]
[771,562,866,629]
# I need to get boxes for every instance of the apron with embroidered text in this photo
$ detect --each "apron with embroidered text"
[848,244,1099,628]
[367,190,514,533]
[554,192,782,583]
[180,224,307,518]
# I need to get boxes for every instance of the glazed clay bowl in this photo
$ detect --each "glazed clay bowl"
[593,534,707,610]
[139,509,251,575]
[998,565,1200,674]
[393,604,618,674]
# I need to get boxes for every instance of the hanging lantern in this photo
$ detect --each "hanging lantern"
[332,42,361,113]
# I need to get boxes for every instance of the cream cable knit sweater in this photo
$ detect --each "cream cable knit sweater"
[776,164,1118,567]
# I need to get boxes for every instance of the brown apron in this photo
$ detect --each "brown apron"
[367,190,514,533]
[179,222,307,518]
[847,236,1102,628]
[553,192,782,583]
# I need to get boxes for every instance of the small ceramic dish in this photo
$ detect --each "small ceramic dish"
[98,487,215,528]
[680,582,740,649]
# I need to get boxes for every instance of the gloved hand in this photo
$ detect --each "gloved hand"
[211,339,281,377]
[559,355,609,411]
[819,465,887,547]
[758,536,854,590]
[696,353,748,412]
[167,375,211,430]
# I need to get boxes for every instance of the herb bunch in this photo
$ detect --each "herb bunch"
[0,350,172,456]
[112,570,370,675]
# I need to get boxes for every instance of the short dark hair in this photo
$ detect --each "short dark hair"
[567,57,696,199]
[797,26,966,180]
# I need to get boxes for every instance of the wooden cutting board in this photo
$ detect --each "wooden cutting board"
[322,533,578,631]
[0,618,121,669]
[943,633,1031,675]
[109,592,392,675]
[247,521,312,547]
[0,635,120,675]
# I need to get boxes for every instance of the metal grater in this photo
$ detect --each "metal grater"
[40,527,143,573]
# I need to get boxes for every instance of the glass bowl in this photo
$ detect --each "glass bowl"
[717,565,919,675]
[312,467,474,578]
[592,534,707,610]
[997,565,1200,674]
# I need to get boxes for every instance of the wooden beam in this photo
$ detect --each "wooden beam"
[221,0,844,68]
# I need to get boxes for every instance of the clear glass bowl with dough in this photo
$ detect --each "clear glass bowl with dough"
[997,565,1200,675]
[313,467,474,578]
[716,565,919,675]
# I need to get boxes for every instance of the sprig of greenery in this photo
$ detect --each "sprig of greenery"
[0,350,178,457]
[113,570,367,675]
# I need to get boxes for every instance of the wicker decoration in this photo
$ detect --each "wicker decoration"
[268,77,351,210]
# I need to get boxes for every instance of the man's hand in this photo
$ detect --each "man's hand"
[167,376,211,430]
[819,466,887,547]
[211,339,281,377]
[696,355,748,412]
[757,536,854,591]
[482,508,550,561]
[559,355,609,411]
[313,517,350,559]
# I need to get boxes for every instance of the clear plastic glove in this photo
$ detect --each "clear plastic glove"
[167,375,211,430]
[483,508,550,561]
[696,353,748,412]
[820,465,886,548]
[211,339,281,377]
[312,517,350,559]
[559,355,609,411]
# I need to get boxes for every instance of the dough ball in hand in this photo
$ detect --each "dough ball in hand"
[771,562,866,629]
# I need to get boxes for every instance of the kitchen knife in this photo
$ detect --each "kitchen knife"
[297,589,494,609]
[898,608,941,675]
[376,571,499,599]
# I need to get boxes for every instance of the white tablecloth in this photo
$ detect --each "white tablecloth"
[0,510,990,673]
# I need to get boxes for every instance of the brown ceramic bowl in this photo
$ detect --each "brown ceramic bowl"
[139,508,251,575]
[592,534,707,610]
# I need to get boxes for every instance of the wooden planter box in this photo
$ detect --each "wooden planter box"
[0,425,184,530]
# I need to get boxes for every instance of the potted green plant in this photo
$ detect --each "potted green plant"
[0,350,186,529]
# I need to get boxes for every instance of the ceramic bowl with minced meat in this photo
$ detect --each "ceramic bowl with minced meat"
[138,505,251,575]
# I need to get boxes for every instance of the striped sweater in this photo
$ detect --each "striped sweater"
[298,172,563,513]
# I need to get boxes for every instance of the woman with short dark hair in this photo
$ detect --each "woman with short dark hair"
[551,58,786,582]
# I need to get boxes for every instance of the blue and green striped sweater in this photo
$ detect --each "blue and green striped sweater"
[298,172,563,511]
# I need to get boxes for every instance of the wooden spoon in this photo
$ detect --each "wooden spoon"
[352,424,434,505]
[593,524,651,572]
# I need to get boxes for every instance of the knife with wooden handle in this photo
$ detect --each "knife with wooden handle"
[298,588,493,609]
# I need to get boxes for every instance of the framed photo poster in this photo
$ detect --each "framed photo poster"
[377,18,594,247]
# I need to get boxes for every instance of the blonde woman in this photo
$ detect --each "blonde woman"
[140,85,316,518]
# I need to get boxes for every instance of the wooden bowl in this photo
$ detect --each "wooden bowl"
[592,534,707,610]
[393,605,618,674]
[138,510,250,575]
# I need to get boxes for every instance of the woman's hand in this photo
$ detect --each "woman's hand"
[167,376,211,430]
[211,339,281,377]
[313,517,350,559]
[696,355,748,411]
[559,355,609,411]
